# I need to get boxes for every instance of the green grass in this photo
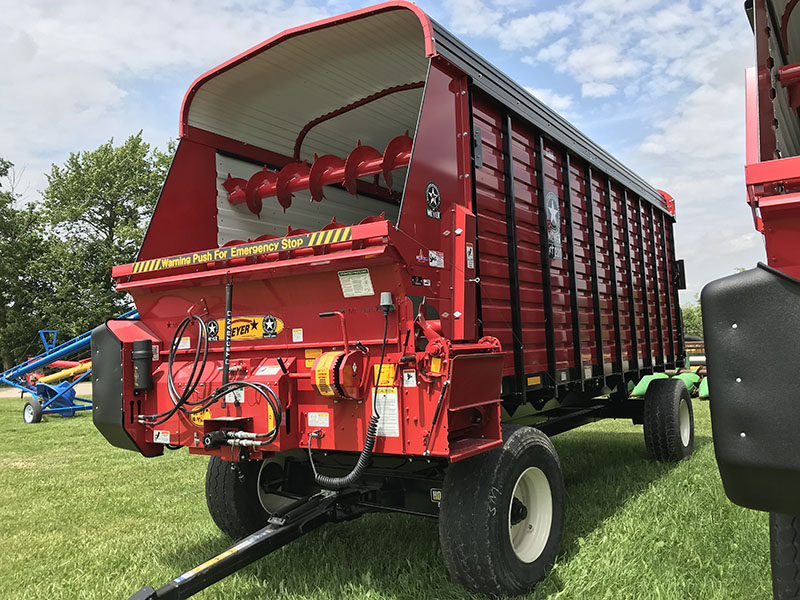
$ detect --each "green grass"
[0,396,769,599]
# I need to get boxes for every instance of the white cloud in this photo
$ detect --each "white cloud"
[581,82,616,98]
[524,87,574,112]
[499,11,573,50]
[533,37,569,63]
[444,1,571,50]
[0,0,329,201]
[445,0,504,37]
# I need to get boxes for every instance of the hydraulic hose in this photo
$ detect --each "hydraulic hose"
[307,310,389,490]
[138,314,281,442]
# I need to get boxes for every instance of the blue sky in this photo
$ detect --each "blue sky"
[1,0,759,301]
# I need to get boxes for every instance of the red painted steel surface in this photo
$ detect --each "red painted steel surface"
[137,140,218,261]
[472,93,679,381]
[108,4,681,466]
[744,9,800,278]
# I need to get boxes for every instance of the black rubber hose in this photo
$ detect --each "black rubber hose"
[307,311,389,490]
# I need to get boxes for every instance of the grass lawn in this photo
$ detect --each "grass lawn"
[0,394,770,599]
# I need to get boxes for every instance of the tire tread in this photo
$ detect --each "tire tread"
[643,378,693,462]
[771,512,800,599]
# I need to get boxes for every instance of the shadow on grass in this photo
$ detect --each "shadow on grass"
[152,432,712,599]
[554,430,712,560]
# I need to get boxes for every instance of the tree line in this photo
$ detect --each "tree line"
[0,133,173,371]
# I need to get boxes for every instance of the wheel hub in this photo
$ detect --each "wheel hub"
[24,405,33,423]
[679,398,691,447]
[508,466,553,563]
[510,497,528,525]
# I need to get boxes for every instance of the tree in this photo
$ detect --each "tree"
[41,133,173,335]
[0,159,50,370]
[682,301,703,338]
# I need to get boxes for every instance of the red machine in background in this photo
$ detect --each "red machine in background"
[94,3,688,598]
[703,1,800,598]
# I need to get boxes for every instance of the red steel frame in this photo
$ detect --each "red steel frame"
[103,2,681,469]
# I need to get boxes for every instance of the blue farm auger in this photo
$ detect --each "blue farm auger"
[0,310,138,423]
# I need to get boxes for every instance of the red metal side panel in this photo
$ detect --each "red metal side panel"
[655,214,676,362]
[138,139,219,261]
[472,96,515,374]
[469,91,680,388]
[542,139,575,372]
[626,194,648,365]
[590,170,617,367]
[609,182,633,366]
[662,217,679,362]
[509,125,547,374]
[569,159,600,368]
[640,203,662,361]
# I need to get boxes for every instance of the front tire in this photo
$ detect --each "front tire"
[771,513,800,599]
[205,457,268,540]
[23,399,42,424]
[439,425,564,596]
[643,378,694,462]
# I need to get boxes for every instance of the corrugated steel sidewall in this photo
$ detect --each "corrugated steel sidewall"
[472,92,680,381]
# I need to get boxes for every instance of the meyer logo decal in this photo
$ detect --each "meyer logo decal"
[131,227,352,274]
[207,315,284,341]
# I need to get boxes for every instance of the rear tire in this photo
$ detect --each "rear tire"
[643,378,694,462]
[23,399,42,424]
[771,512,800,599]
[439,425,564,596]
[205,457,268,540]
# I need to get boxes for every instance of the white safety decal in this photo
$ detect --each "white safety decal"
[308,412,330,428]
[337,268,375,298]
[375,387,400,438]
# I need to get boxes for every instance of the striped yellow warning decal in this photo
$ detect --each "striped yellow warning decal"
[130,226,352,275]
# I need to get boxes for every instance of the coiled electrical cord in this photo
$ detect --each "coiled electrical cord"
[307,310,389,490]
[138,315,281,444]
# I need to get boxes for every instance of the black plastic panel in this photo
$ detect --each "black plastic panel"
[91,323,148,454]
[702,263,800,515]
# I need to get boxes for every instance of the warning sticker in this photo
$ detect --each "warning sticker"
[130,226,353,275]
[255,365,281,377]
[225,388,244,405]
[292,328,303,343]
[429,250,444,269]
[190,408,211,427]
[207,315,283,341]
[402,369,417,388]
[375,387,400,437]
[374,363,395,386]
[177,337,191,350]
[466,243,475,270]
[305,348,323,368]
[430,357,442,374]
[338,269,374,298]
[153,430,171,444]
[314,352,339,396]
[308,412,330,428]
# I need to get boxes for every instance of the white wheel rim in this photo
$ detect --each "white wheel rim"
[24,405,34,423]
[679,398,691,447]
[508,467,552,563]
[257,459,295,514]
